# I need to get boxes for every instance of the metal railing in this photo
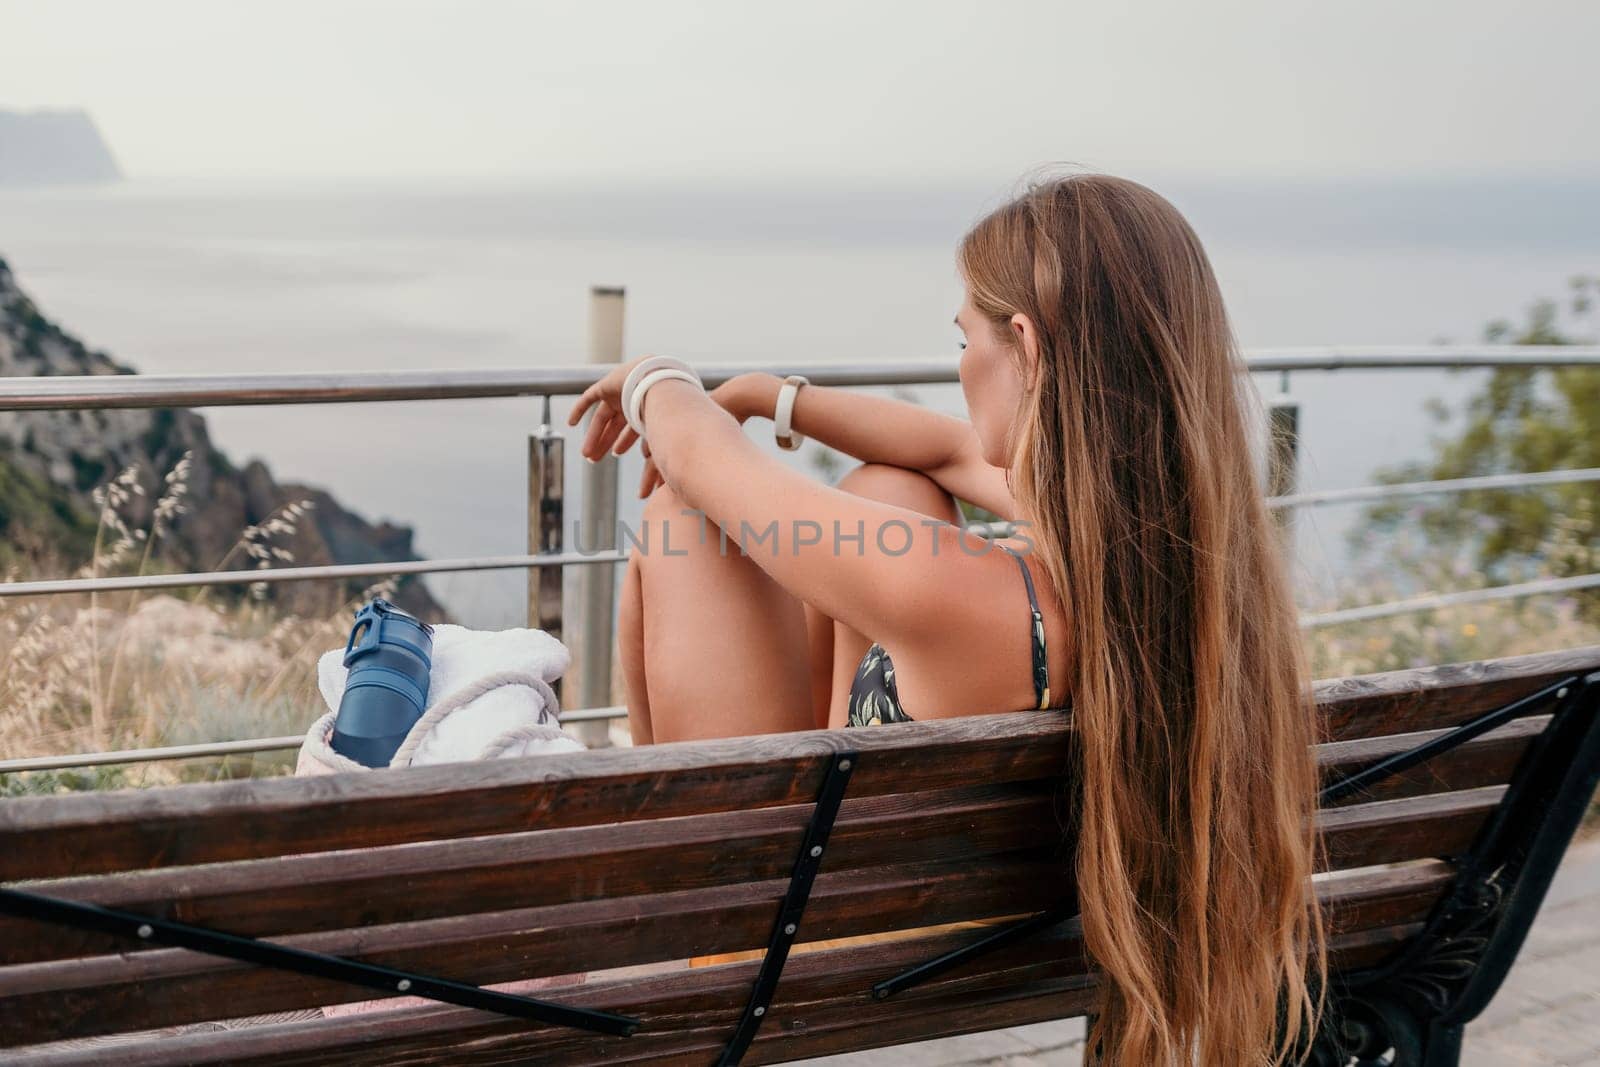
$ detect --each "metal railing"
[0,551,626,599]
[2,345,1595,411]
[1267,467,1600,510]
[1300,572,1600,629]
[3,303,1598,773]
[0,706,629,775]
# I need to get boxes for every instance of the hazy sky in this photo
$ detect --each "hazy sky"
[2,0,1597,183]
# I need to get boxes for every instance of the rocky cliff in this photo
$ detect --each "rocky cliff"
[0,255,446,621]
[0,109,121,186]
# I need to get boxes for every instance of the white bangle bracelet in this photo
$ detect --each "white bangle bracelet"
[627,368,703,436]
[773,374,809,450]
[619,356,703,436]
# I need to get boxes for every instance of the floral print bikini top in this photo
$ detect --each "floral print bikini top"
[846,544,1052,727]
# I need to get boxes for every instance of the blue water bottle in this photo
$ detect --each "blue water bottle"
[330,598,435,768]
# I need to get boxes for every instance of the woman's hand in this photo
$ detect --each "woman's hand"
[568,363,781,497]
[566,355,649,461]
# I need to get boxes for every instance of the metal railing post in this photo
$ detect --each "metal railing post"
[1267,371,1299,539]
[569,286,625,747]
[528,397,565,700]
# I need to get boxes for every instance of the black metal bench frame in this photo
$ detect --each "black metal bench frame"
[0,751,862,1066]
[1307,671,1600,1066]
[875,671,1600,1067]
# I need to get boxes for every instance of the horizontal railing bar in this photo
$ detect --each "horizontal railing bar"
[0,361,957,411]
[1268,467,1600,510]
[0,735,307,773]
[1301,571,1600,629]
[4,458,1592,596]
[1,347,1596,411]
[0,707,633,773]
[1244,346,1600,373]
[558,705,629,724]
[0,550,628,598]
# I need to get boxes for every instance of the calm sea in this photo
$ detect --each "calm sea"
[1,176,1595,625]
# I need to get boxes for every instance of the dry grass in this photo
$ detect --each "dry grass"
[0,453,397,794]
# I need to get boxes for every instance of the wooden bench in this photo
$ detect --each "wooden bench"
[2,646,1599,1065]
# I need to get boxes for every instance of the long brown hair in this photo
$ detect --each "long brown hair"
[960,174,1324,1064]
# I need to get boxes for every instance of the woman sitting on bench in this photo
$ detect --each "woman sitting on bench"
[568,173,1324,1065]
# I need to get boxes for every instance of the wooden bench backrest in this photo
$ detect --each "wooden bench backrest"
[3,645,1598,1065]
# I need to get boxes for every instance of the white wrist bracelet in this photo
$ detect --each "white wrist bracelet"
[627,368,701,436]
[620,358,704,438]
[620,356,699,421]
[773,374,809,450]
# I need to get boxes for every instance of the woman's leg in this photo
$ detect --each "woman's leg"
[623,482,814,743]
[618,553,653,745]
[812,463,961,728]
[802,595,835,730]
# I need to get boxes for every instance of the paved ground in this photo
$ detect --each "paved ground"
[795,838,1600,1067]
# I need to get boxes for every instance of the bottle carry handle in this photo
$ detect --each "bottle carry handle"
[345,604,385,662]
[343,599,433,667]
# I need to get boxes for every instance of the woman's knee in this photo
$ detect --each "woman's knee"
[638,482,729,564]
[640,482,697,546]
[836,462,959,521]
[641,481,688,524]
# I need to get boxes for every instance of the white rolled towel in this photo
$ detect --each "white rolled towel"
[298,623,585,774]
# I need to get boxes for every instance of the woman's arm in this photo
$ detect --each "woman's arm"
[571,367,998,650]
[644,373,1018,519]
[728,373,969,473]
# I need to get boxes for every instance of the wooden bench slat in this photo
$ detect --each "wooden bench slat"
[1320,785,1502,869]
[0,713,1072,883]
[1317,860,1456,928]
[743,985,1084,1067]
[1317,716,1545,805]
[1314,644,1598,742]
[0,783,1062,966]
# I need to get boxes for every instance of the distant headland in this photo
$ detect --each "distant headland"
[0,109,121,187]
[0,254,446,621]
